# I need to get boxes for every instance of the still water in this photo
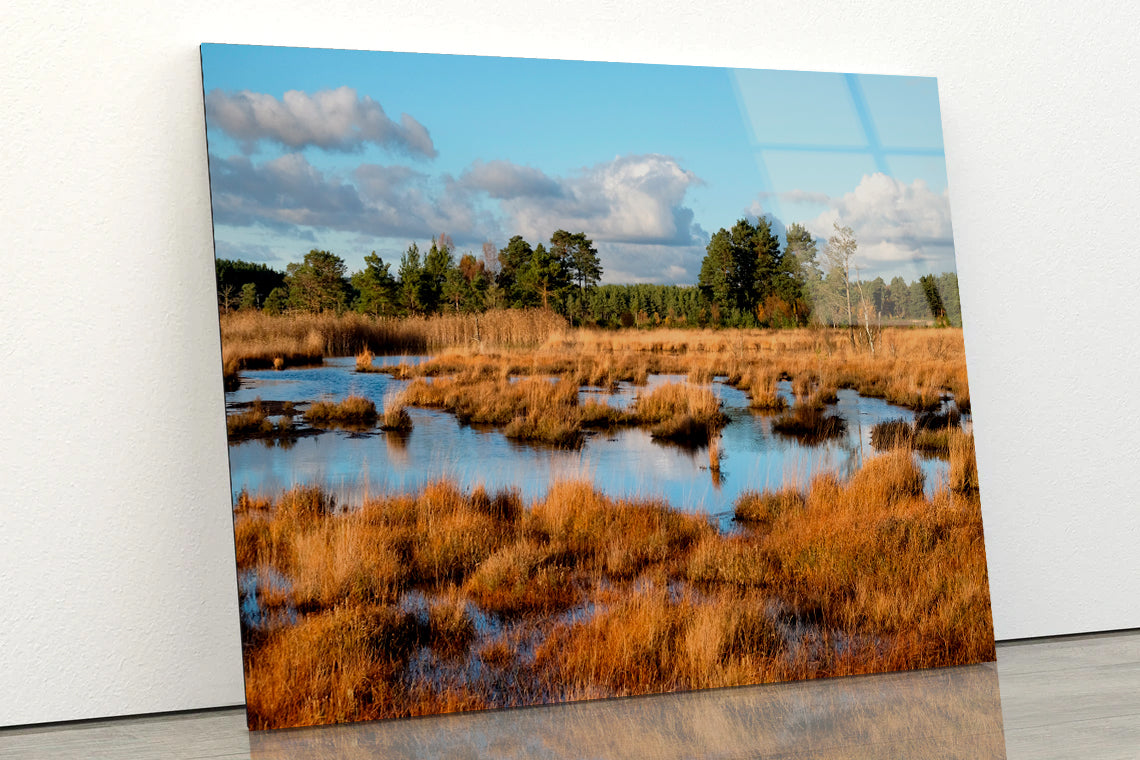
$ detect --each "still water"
[226,356,950,524]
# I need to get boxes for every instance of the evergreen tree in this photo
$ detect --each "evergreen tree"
[551,229,603,292]
[351,252,399,316]
[420,237,454,313]
[748,216,783,304]
[520,243,568,310]
[263,286,288,315]
[285,249,349,313]
[239,282,258,311]
[397,243,424,315]
[937,272,963,326]
[782,222,820,323]
[919,274,948,324]
[215,258,287,308]
[887,276,908,318]
[497,235,535,307]
[698,229,735,320]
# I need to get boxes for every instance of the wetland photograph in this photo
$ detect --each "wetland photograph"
[201,44,995,730]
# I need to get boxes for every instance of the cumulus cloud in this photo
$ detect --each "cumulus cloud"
[473,154,705,248]
[600,243,706,285]
[208,152,482,241]
[205,87,437,157]
[207,149,708,282]
[460,161,564,199]
[805,174,956,276]
[462,154,706,282]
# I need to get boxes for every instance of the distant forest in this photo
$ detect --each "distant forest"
[216,219,962,329]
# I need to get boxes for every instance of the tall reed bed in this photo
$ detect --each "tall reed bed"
[219,309,568,369]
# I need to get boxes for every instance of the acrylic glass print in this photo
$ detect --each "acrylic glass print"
[201,43,995,730]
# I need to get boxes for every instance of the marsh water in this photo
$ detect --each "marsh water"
[226,355,954,527]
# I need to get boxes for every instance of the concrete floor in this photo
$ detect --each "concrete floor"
[1,630,1137,759]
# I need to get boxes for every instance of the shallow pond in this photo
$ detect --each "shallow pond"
[226,356,954,527]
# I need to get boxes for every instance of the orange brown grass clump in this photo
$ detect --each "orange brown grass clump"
[379,391,413,432]
[631,382,729,445]
[235,421,991,727]
[303,395,378,428]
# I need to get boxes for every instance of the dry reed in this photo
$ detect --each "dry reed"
[235,384,990,729]
[303,396,378,428]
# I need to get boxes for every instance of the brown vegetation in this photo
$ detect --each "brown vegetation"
[220,309,568,373]
[220,316,972,426]
[373,326,968,422]
[632,383,729,445]
[870,411,970,458]
[303,395,378,428]
[354,348,383,373]
[771,405,847,443]
[235,447,993,728]
[226,398,296,441]
[379,391,413,432]
[401,373,728,447]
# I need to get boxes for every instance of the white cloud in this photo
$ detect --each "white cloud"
[465,154,704,247]
[205,87,437,157]
[208,152,482,241]
[208,150,709,282]
[806,174,955,276]
[599,242,706,285]
[460,161,563,199]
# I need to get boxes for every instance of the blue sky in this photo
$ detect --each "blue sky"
[201,44,956,284]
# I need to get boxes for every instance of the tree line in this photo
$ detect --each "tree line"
[216,221,962,328]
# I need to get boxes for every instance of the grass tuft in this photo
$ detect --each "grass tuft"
[772,405,846,443]
[303,396,378,428]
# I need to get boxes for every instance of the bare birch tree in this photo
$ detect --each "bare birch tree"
[823,222,858,349]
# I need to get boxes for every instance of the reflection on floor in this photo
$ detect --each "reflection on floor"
[252,662,1005,759]
[2,630,1138,759]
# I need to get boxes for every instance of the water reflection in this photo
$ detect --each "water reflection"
[248,662,1006,759]
[226,357,957,525]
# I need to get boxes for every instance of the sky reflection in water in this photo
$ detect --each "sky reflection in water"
[226,357,950,524]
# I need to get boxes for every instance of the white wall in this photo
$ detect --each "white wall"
[3,0,1138,728]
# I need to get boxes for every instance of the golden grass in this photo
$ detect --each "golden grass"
[771,405,847,443]
[225,398,295,441]
[463,540,579,616]
[527,480,712,579]
[949,429,979,492]
[533,585,789,694]
[388,326,967,417]
[400,372,730,447]
[870,419,915,450]
[379,391,413,432]
[303,395,378,428]
[288,519,406,609]
[733,488,805,527]
[632,383,728,443]
[730,450,993,667]
[221,321,971,439]
[747,382,788,413]
[235,438,991,728]
[354,348,383,373]
[243,605,425,728]
[220,309,568,371]
[870,415,969,458]
[226,407,274,438]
